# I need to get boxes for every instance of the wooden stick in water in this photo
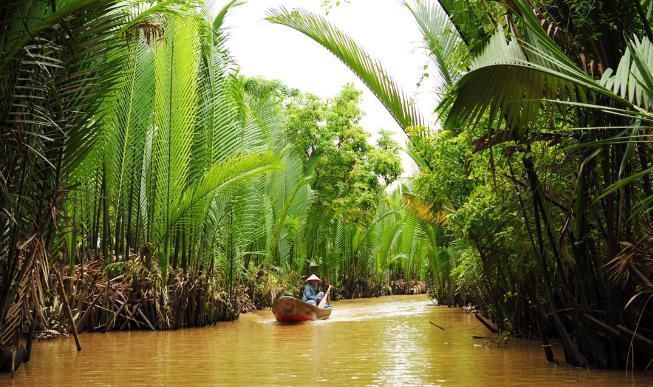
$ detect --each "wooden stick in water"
[474,312,498,334]
[56,269,82,351]
[429,321,446,331]
[318,285,332,308]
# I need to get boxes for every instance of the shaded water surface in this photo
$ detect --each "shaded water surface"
[4,295,651,385]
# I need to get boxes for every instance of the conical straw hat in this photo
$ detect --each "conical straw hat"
[305,274,322,282]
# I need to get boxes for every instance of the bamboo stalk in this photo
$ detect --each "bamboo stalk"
[76,292,103,332]
[104,299,127,333]
[137,308,156,331]
[55,270,81,351]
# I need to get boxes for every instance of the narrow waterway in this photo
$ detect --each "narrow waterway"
[4,295,650,385]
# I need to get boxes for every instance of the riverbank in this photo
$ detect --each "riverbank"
[1,257,427,374]
[4,295,649,385]
[30,260,427,338]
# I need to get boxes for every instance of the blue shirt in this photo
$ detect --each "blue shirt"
[303,283,318,302]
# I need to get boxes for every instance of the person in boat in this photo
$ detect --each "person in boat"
[302,274,324,306]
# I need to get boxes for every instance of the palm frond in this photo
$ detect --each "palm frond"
[435,0,494,55]
[601,36,653,110]
[0,0,115,72]
[105,41,155,222]
[173,151,282,229]
[152,13,200,261]
[266,7,425,133]
[404,0,467,86]
[402,192,450,226]
[264,150,313,264]
[447,29,633,133]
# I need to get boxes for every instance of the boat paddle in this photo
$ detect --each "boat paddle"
[318,285,332,308]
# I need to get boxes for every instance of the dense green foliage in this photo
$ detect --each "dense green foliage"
[287,85,401,225]
[5,0,653,372]
[257,81,429,297]
[272,0,653,369]
[0,1,435,354]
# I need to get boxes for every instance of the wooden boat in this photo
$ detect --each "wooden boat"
[272,296,332,322]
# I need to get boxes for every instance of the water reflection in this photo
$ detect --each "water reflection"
[3,295,649,385]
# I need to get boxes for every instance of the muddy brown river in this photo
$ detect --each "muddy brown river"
[3,295,651,385]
